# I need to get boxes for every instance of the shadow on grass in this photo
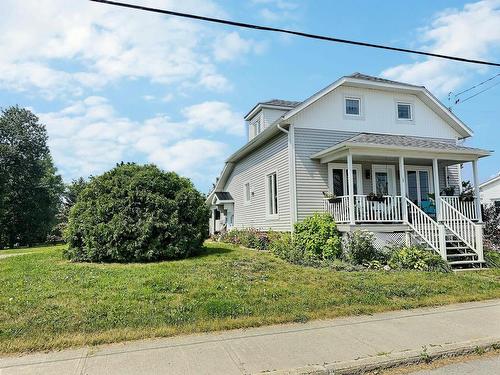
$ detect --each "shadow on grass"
[195,244,234,258]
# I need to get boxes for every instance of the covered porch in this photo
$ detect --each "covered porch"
[311,134,490,228]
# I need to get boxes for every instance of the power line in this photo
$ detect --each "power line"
[454,73,500,98]
[455,79,500,105]
[89,0,500,67]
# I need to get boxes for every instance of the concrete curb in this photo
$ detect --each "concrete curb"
[259,337,500,374]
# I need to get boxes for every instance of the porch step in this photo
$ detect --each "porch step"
[447,260,485,266]
[447,253,478,258]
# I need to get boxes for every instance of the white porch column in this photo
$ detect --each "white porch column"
[399,156,408,222]
[432,158,441,221]
[347,152,355,225]
[472,159,483,223]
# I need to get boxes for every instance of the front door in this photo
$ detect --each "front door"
[406,167,433,205]
[372,165,396,195]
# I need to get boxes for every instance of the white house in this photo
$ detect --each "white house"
[207,73,492,267]
[480,174,500,207]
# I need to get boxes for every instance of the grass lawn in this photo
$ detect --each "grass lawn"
[1,242,499,354]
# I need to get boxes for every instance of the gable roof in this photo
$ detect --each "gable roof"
[480,173,500,189]
[347,72,422,88]
[281,72,474,139]
[244,98,300,120]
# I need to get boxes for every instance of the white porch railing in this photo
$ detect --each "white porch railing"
[354,195,403,222]
[441,196,478,221]
[405,198,445,256]
[323,196,350,223]
[440,198,484,261]
[324,195,404,223]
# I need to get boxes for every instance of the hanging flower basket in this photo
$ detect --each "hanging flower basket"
[322,192,342,203]
[367,193,386,203]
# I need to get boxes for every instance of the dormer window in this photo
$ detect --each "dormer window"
[255,119,261,134]
[345,97,361,116]
[397,102,412,120]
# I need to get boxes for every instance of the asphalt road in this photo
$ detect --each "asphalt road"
[409,354,500,374]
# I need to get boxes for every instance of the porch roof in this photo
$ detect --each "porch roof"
[212,191,234,205]
[311,133,491,163]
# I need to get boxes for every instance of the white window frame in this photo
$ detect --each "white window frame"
[405,165,435,205]
[243,181,251,205]
[372,164,397,196]
[265,171,279,219]
[396,101,414,121]
[344,96,362,117]
[327,163,363,196]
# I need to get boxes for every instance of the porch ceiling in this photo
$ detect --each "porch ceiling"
[311,133,491,164]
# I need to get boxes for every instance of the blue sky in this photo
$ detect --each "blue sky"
[1,0,499,193]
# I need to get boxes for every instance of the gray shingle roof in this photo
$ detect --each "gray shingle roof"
[214,192,233,201]
[345,133,488,153]
[261,99,302,107]
[347,72,423,88]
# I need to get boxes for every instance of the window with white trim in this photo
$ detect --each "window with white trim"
[397,102,412,120]
[244,182,251,204]
[345,97,361,116]
[266,172,278,215]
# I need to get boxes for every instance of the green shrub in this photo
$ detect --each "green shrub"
[293,213,342,261]
[218,228,271,250]
[343,230,386,265]
[388,246,451,272]
[64,163,209,262]
[485,249,500,268]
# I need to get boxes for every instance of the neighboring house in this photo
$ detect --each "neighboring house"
[207,73,492,267]
[480,174,500,207]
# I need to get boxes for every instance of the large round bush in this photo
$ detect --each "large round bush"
[64,163,209,262]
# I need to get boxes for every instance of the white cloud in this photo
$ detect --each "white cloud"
[0,0,263,97]
[382,0,500,96]
[38,97,241,184]
[213,32,266,62]
[183,101,245,135]
[252,0,299,23]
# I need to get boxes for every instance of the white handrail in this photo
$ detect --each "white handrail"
[441,196,477,221]
[405,197,441,253]
[440,198,482,261]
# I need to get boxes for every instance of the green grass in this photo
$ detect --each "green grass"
[1,242,499,354]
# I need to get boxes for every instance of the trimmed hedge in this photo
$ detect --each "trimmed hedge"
[64,163,209,262]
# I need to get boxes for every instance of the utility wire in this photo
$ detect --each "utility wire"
[89,0,500,67]
[455,80,500,105]
[454,73,500,98]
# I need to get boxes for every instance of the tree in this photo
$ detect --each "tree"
[0,106,64,248]
[48,177,87,243]
[64,163,209,262]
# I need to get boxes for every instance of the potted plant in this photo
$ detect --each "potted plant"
[441,186,455,196]
[367,192,386,203]
[459,181,475,202]
[322,191,341,203]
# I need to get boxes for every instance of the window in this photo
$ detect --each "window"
[494,200,500,208]
[397,102,412,120]
[244,182,251,204]
[328,164,362,196]
[345,97,360,116]
[372,165,396,196]
[267,172,278,216]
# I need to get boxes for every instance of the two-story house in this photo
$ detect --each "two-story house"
[207,73,491,267]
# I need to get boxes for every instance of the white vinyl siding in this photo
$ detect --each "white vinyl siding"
[224,132,291,231]
[293,128,358,221]
[290,85,462,139]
